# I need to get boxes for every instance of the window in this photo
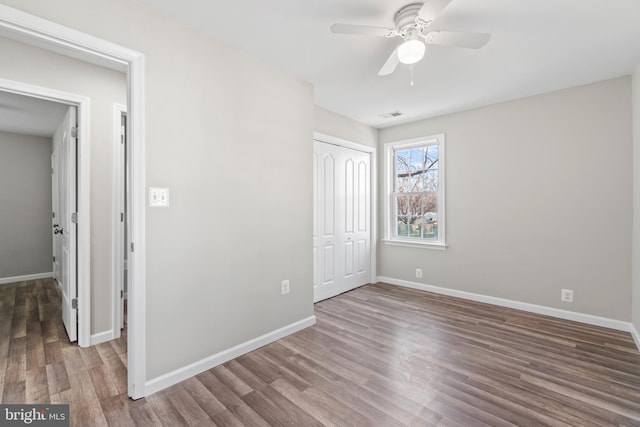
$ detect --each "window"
[384,135,446,249]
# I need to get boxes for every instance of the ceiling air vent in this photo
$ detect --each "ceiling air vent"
[378,111,403,119]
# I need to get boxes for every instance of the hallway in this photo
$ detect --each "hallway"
[0,279,127,423]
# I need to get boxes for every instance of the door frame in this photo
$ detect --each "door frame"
[0,5,148,399]
[0,79,90,346]
[113,103,127,337]
[313,132,377,286]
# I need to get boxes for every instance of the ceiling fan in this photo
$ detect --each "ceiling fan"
[330,0,491,76]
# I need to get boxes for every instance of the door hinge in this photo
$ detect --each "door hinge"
[72,298,78,309]
[71,213,78,223]
[71,127,78,138]
[52,212,56,219]
[121,212,124,222]
[53,256,56,262]
[120,290,124,299]
[130,242,134,252]
[52,167,54,175]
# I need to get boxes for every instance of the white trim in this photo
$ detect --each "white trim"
[112,103,127,340]
[631,324,640,351]
[0,5,147,399]
[0,272,53,285]
[0,78,91,348]
[127,53,147,400]
[145,316,316,396]
[314,132,376,154]
[378,276,634,332]
[0,6,128,72]
[313,132,377,284]
[383,134,446,248]
[382,239,447,250]
[90,330,115,346]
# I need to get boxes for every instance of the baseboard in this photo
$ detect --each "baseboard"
[631,324,640,351]
[0,272,52,285]
[377,276,633,333]
[145,315,316,396]
[90,330,115,346]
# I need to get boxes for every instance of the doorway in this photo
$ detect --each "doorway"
[0,4,147,398]
[0,82,90,346]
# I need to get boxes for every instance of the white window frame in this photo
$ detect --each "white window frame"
[383,134,446,250]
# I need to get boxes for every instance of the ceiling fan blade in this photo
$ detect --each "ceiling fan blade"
[417,0,452,24]
[331,23,395,37]
[378,48,400,76]
[426,31,491,49]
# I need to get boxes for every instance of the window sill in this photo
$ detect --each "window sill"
[382,239,447,250]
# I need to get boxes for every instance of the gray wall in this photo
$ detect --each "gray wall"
[314,106,378,148]
[0,37,127,334]
[1,0,315,380]
[378,77,633,321]
[633,67,640,334]
[0,132,52,278]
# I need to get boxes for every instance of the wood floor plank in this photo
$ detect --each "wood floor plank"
[145,392,190,427]
[180,376,226,419]
[242,384,324,427]
[99,393,137,427]
[88,365,120,400]
[208,409,245,427]
[269,378,343,426]
[72,400,109,427]
[196,370,270,427]
[2,379,25,403]
[210,364,254,397]
[128,398,163,426]
[165,387,216,426]
[25,366,50,403]
[46,360,70,395]
[25,320,45,370]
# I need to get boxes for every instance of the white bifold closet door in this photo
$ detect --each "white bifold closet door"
[313,140,371,302]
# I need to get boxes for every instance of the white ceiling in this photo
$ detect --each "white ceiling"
[0,91,69,137]
[137,0,640,129]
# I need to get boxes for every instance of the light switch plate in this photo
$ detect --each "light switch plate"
[149,187,170,207]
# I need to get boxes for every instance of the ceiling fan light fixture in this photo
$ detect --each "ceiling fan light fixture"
[397,38,425,65]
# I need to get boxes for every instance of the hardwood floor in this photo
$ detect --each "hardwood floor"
[2,279,640,426]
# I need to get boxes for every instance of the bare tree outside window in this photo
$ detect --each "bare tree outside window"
[394,145,439,239]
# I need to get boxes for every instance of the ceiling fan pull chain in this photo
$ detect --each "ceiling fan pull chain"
[410,64,415,86]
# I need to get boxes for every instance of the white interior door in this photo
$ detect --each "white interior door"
[51,151,60,283]
[313,140,371,302]
[120,112,127,330]
[54,106,78,342]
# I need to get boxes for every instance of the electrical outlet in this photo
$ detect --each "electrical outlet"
[561,288,573,303]
[281,280,290,295]
[416,268,423,279]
